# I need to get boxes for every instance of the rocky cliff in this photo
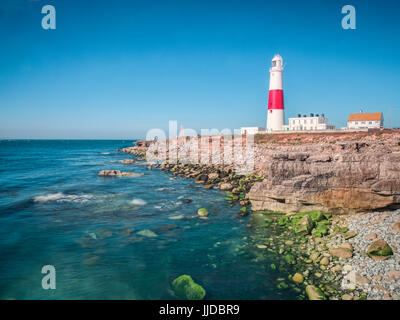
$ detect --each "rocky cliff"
[248,131,400,214]
[124,130,400,214]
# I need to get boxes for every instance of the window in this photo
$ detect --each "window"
[272,61,276,67]
[369,121,372,124]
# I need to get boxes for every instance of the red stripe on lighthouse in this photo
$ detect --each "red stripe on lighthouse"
[268,89,284,110]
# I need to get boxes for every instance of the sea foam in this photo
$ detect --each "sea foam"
[130,199,147,206]
[33,193,93,203]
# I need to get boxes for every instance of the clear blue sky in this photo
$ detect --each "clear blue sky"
[1,0,400,139]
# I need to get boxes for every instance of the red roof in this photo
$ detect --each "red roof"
[348,112,382,121]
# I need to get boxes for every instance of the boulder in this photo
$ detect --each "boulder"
[120,159,135,164]
[391,222,400,233]
[208,173,219,180]
[98,170,121,176]
[292,273,304,283]
[367,239,393,260]
[329,247,353,259]
[313,220,330,237]
[220,183,233,191]
[355,273,371,285]
[172,275,206,300]
[98,170,143,177]
[197,208,209,217]
[343,230,357,240]
[305,285,326,300]
[136,229,157,237]
[294,215,314,236]
[385,270,400,281]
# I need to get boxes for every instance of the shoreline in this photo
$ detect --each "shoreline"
[117,136,400,300]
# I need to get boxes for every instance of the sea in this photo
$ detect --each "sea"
[0,140,301,299]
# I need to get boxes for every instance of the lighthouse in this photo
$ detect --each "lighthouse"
[266,54,284,132]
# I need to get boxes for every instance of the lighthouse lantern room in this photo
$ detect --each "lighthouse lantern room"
[266,54,285,132]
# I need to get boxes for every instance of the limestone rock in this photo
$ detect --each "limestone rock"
[385,270,400,281]
[292,273,304,283]
[247,143,400,214]
[294,214,313,236]
[136,229,157,237]
[391,222,400,233]
[355,273,371,285]
[172,275,206,300]
[197,208,209,217]
[343,230,357,240]
[220,183,233,191]
[208,173,219,180]
[305,285,326,300]
[367,239,393,260]
[98,170,143,177]
[329,247,353,259]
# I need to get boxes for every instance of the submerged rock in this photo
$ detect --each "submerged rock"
[305,285,326,300]
[168,215,184,220]
[83,256,100,266]
[136,229,157,238]
[172,275,206,300]
[197,208,209,217]
[119,159,135,164]
[292,273,304,283]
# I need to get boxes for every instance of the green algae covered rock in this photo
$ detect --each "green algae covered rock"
[294,214,314,236]
[197,208,209,217]
[292,273,304,283]
[305,285,326,300]
[277,216,289,226]
[172,275,206,300]
[284,254,296,264]
[367,239,393,260]
[277,282,289,290]
[313,220,331,237]
[264,218,273,223]
[307,211,325,222]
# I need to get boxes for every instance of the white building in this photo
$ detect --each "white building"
[347,112,383,130]
[240,127,265,135]
[282,113,335,131]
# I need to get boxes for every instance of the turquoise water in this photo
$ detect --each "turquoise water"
[0,140,299,299]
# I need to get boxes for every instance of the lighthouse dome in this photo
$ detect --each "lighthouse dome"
[271,54,283,71]
[272,54,282,62]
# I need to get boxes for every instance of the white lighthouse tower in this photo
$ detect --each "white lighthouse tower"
[266,54,285,132]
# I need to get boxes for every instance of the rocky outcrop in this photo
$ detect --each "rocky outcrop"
[98,170,143,177]
[248,139,400,214]
[121,130,400,214]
